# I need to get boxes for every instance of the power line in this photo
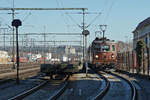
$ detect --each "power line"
[86,13,101,28]
[22,12,32,22]
[65,13,82,29]
[66,12,101,29]
[103,0,117,24]
[55,0,71,32]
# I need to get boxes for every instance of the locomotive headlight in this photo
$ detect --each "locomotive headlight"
[111,54,114,58]
[95,55,99,58]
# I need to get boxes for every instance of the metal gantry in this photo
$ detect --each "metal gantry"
[0,7,87,59]
[0,7,87,84]
[0,28,8,50]
[0,8,87,10]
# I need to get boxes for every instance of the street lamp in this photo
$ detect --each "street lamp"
[82,30,90,77]
[12,19,22,84]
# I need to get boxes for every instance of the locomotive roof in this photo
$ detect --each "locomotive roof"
[92,37,115,43]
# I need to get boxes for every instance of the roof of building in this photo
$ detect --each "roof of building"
[133,17,150,33]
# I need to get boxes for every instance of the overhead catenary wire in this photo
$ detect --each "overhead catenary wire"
[93,0,117,39]
[22,12,32,22]
[103,0,117,24]
[101,0,109,13]
[55,0,71,32]
[65,13,82,29]
[91,0,109,29]
[86,13,101,28]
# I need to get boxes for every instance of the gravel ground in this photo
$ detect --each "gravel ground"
[100,72,131,100]
[57,73,102,100]
[23,79,66,100]
[113,71,150,100]
[0,78,43,100]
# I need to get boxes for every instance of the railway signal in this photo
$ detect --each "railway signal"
[12,19,22,84]
[82,30,90,36]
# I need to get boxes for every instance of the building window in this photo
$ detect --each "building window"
[145,37,148,45]
[112,45,115,51]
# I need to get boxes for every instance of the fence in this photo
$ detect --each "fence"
[117,48,150,75]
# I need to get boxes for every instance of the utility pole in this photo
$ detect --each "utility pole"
[82,9,85,68]
[30,38,35,62]
[11,0,16,69]
[0,28,8,51]
[54,40,56,63]
[43,25,46,64]
[81,8,90,76]
[3,28,5,51]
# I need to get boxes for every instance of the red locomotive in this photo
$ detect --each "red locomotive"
[89,37,118,69]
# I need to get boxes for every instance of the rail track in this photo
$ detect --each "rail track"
[93,71,110,100]
[107,71,137,100]
[8,80,48,100]
[56,68,104,100]
[8,75,70,100]
[48,75,70,100]
[94,69,137,100]
[0,64,137,100]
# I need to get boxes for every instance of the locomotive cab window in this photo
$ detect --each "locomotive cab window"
[101,45,110,52]
[112,45,115,51]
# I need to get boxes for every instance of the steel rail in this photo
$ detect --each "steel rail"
[105,71,137,100]
[48,75,70,100]
[89,67,110,100]
[93,71,110,100]
[8,81,48,100]
[8,75,70,100]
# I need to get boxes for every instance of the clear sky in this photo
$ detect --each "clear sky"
[0,0,150,46]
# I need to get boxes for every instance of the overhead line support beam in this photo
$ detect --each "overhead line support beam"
[0,8,88,10]
[0,33,82,35]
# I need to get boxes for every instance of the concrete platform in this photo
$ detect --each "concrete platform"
[57,73,102,100]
